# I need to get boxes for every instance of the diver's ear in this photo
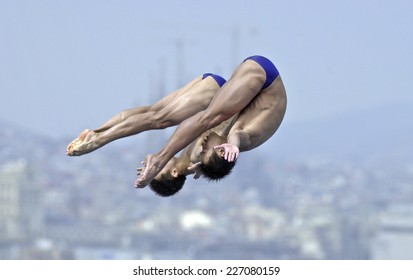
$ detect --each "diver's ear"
[214,146,225,158]
[171,168,179,178]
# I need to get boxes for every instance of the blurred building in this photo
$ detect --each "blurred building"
[0,159,43,258]
[371,204,413,259]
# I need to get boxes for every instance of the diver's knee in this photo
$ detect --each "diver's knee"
[199,112,229,129]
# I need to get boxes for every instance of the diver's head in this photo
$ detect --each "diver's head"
[199,132,236,181]
[149,157,186,197]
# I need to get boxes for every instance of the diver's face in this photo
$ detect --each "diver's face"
[200,132,225,163]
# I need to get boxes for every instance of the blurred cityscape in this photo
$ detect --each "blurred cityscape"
[1,117,413,260]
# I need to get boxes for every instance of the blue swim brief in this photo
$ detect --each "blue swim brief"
[202,73,226,87]
[244,55,279,89]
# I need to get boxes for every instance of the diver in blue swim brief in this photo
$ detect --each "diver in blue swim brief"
[244,55,280,89]
[137,55,287,188]
[67,73,226,156]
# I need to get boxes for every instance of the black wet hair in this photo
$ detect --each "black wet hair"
[199,151,236,181]
[149,173,186,197]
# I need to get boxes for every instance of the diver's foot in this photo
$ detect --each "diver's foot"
[135,154,162,188]
[66,129,99,156]
[66,129,90,156]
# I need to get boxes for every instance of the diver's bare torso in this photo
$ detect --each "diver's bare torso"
[227,75,287,152]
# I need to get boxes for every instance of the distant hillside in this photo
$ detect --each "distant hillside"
[0,119,54,161]
[262,101,413,164]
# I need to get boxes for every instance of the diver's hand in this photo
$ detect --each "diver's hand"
[214,143,239,162]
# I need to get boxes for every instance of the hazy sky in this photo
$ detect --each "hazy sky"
[1,0,412,138]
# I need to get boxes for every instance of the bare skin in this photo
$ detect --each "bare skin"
[66,75,222,156]
[136,58,287,187]
[136,114,236,187]
[212,74,287,162]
